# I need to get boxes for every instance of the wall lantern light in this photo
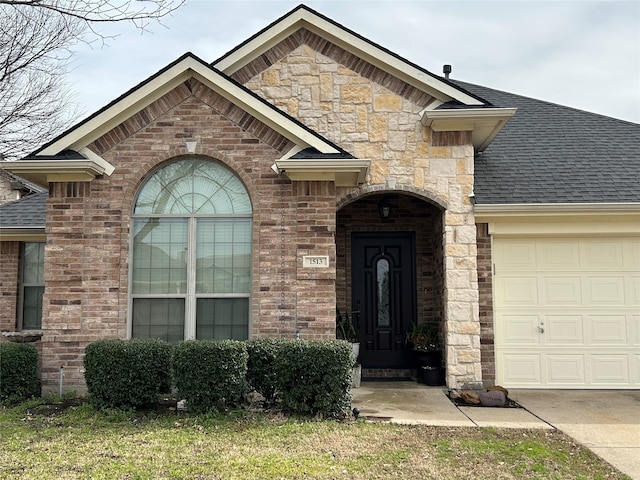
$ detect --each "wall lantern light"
[378,196,393,220]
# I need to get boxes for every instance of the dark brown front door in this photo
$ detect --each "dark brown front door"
[351,232,416,368]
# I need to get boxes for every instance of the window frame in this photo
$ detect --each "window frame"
[127,158,253,342]
[18,241,45,331]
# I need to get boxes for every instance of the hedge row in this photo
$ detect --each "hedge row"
[84,338,353,418]
[0,343,40,403]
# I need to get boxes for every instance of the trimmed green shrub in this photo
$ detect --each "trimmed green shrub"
[0,343,39,402]
[246,338,284,403]
[84,338,172,409]
[172,340,248,414]
[275,339,352,418]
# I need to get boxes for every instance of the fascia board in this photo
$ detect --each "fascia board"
[0,158,115,187]
[40,65,194,156]
[186,62,340,154]
[422,108,517,151]
[215,10,482,106]
[422,107,517,125]
[474,202,640,217]
[0,228,46,241]
[214,9,305,74]
[274,158,370,186]
[475,203,640,236]
[40,57,339,156]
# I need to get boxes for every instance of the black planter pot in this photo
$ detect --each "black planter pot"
[412,349,442,368]
[421,366,445,386]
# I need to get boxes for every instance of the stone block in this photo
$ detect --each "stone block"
[341,85,371,103]
[373,94,402,111]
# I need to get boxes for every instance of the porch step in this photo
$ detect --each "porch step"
[361,368,415,380]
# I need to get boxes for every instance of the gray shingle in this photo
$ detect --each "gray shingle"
[0,192,47,228]
[451,80,640,204]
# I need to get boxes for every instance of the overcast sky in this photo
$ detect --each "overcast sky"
[70,0,640,123]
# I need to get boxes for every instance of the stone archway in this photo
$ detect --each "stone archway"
[336,192,445,378]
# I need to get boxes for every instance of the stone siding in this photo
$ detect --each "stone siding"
[243,37,481,388]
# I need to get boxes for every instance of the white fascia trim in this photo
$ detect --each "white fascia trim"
[273,158,370,186]
[0,158,116,187]
[40,56,340,156]
[475,202,640,217]
[40,65,194,156]
[475,204,640,236]
[215,10,482,106]
[186,61,340,154]
[79,148,115,176]
[420,107,518,126]
[422,107,517,151]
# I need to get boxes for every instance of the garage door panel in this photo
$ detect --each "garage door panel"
[500,354,542,385]
[629,239,640,266]
[630,276,640,305]
[591,355,629,384]
[500,277,538,305]
[585,276,626,306]
[589,315,628,344]
[582,239,625,269]
[500,315,541,345]
[542,277,582,305]
[545,315,583,344]
[495,236,638,389]
[540,240,580,269]
[547,355,585,384]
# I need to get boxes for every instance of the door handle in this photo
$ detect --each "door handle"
[538,324,544,333]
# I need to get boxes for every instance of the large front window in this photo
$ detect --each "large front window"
[130,158,251,343]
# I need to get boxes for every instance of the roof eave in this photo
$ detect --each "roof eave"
[475,202,640,219]
[0,155,115,188]
[37,55,341,158]
[421,107,517,152]
[0,227,46,241]
[272,158,370,186]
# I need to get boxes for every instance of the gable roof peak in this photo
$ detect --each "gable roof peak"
[213,4,489,107]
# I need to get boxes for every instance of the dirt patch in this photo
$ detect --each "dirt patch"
[26,397,87,416]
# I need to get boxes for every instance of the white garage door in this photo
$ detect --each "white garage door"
[494,237,640,388]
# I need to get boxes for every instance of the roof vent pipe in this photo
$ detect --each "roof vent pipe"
[443,64,452,79]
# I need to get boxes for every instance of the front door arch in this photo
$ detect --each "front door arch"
[336,192,444,372]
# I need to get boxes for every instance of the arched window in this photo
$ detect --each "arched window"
[130,158,252,342]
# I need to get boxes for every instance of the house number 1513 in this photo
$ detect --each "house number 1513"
[302,255,330,268]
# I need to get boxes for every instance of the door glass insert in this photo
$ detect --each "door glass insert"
[377,258,390,326]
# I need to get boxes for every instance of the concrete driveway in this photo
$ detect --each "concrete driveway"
[512,390,640,480]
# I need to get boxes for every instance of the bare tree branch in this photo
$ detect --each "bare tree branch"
[0,0,185,160]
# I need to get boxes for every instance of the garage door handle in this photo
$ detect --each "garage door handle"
[538,325,545,333]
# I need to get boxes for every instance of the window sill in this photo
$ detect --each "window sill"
[2,330,43,343]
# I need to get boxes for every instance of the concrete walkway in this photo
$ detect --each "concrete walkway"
[351,382,640,480]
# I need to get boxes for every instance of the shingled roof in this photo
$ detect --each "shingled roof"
[0,192,47,228]
[452,80,640,204]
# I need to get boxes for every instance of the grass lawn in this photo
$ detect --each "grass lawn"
[0,396,630,480]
